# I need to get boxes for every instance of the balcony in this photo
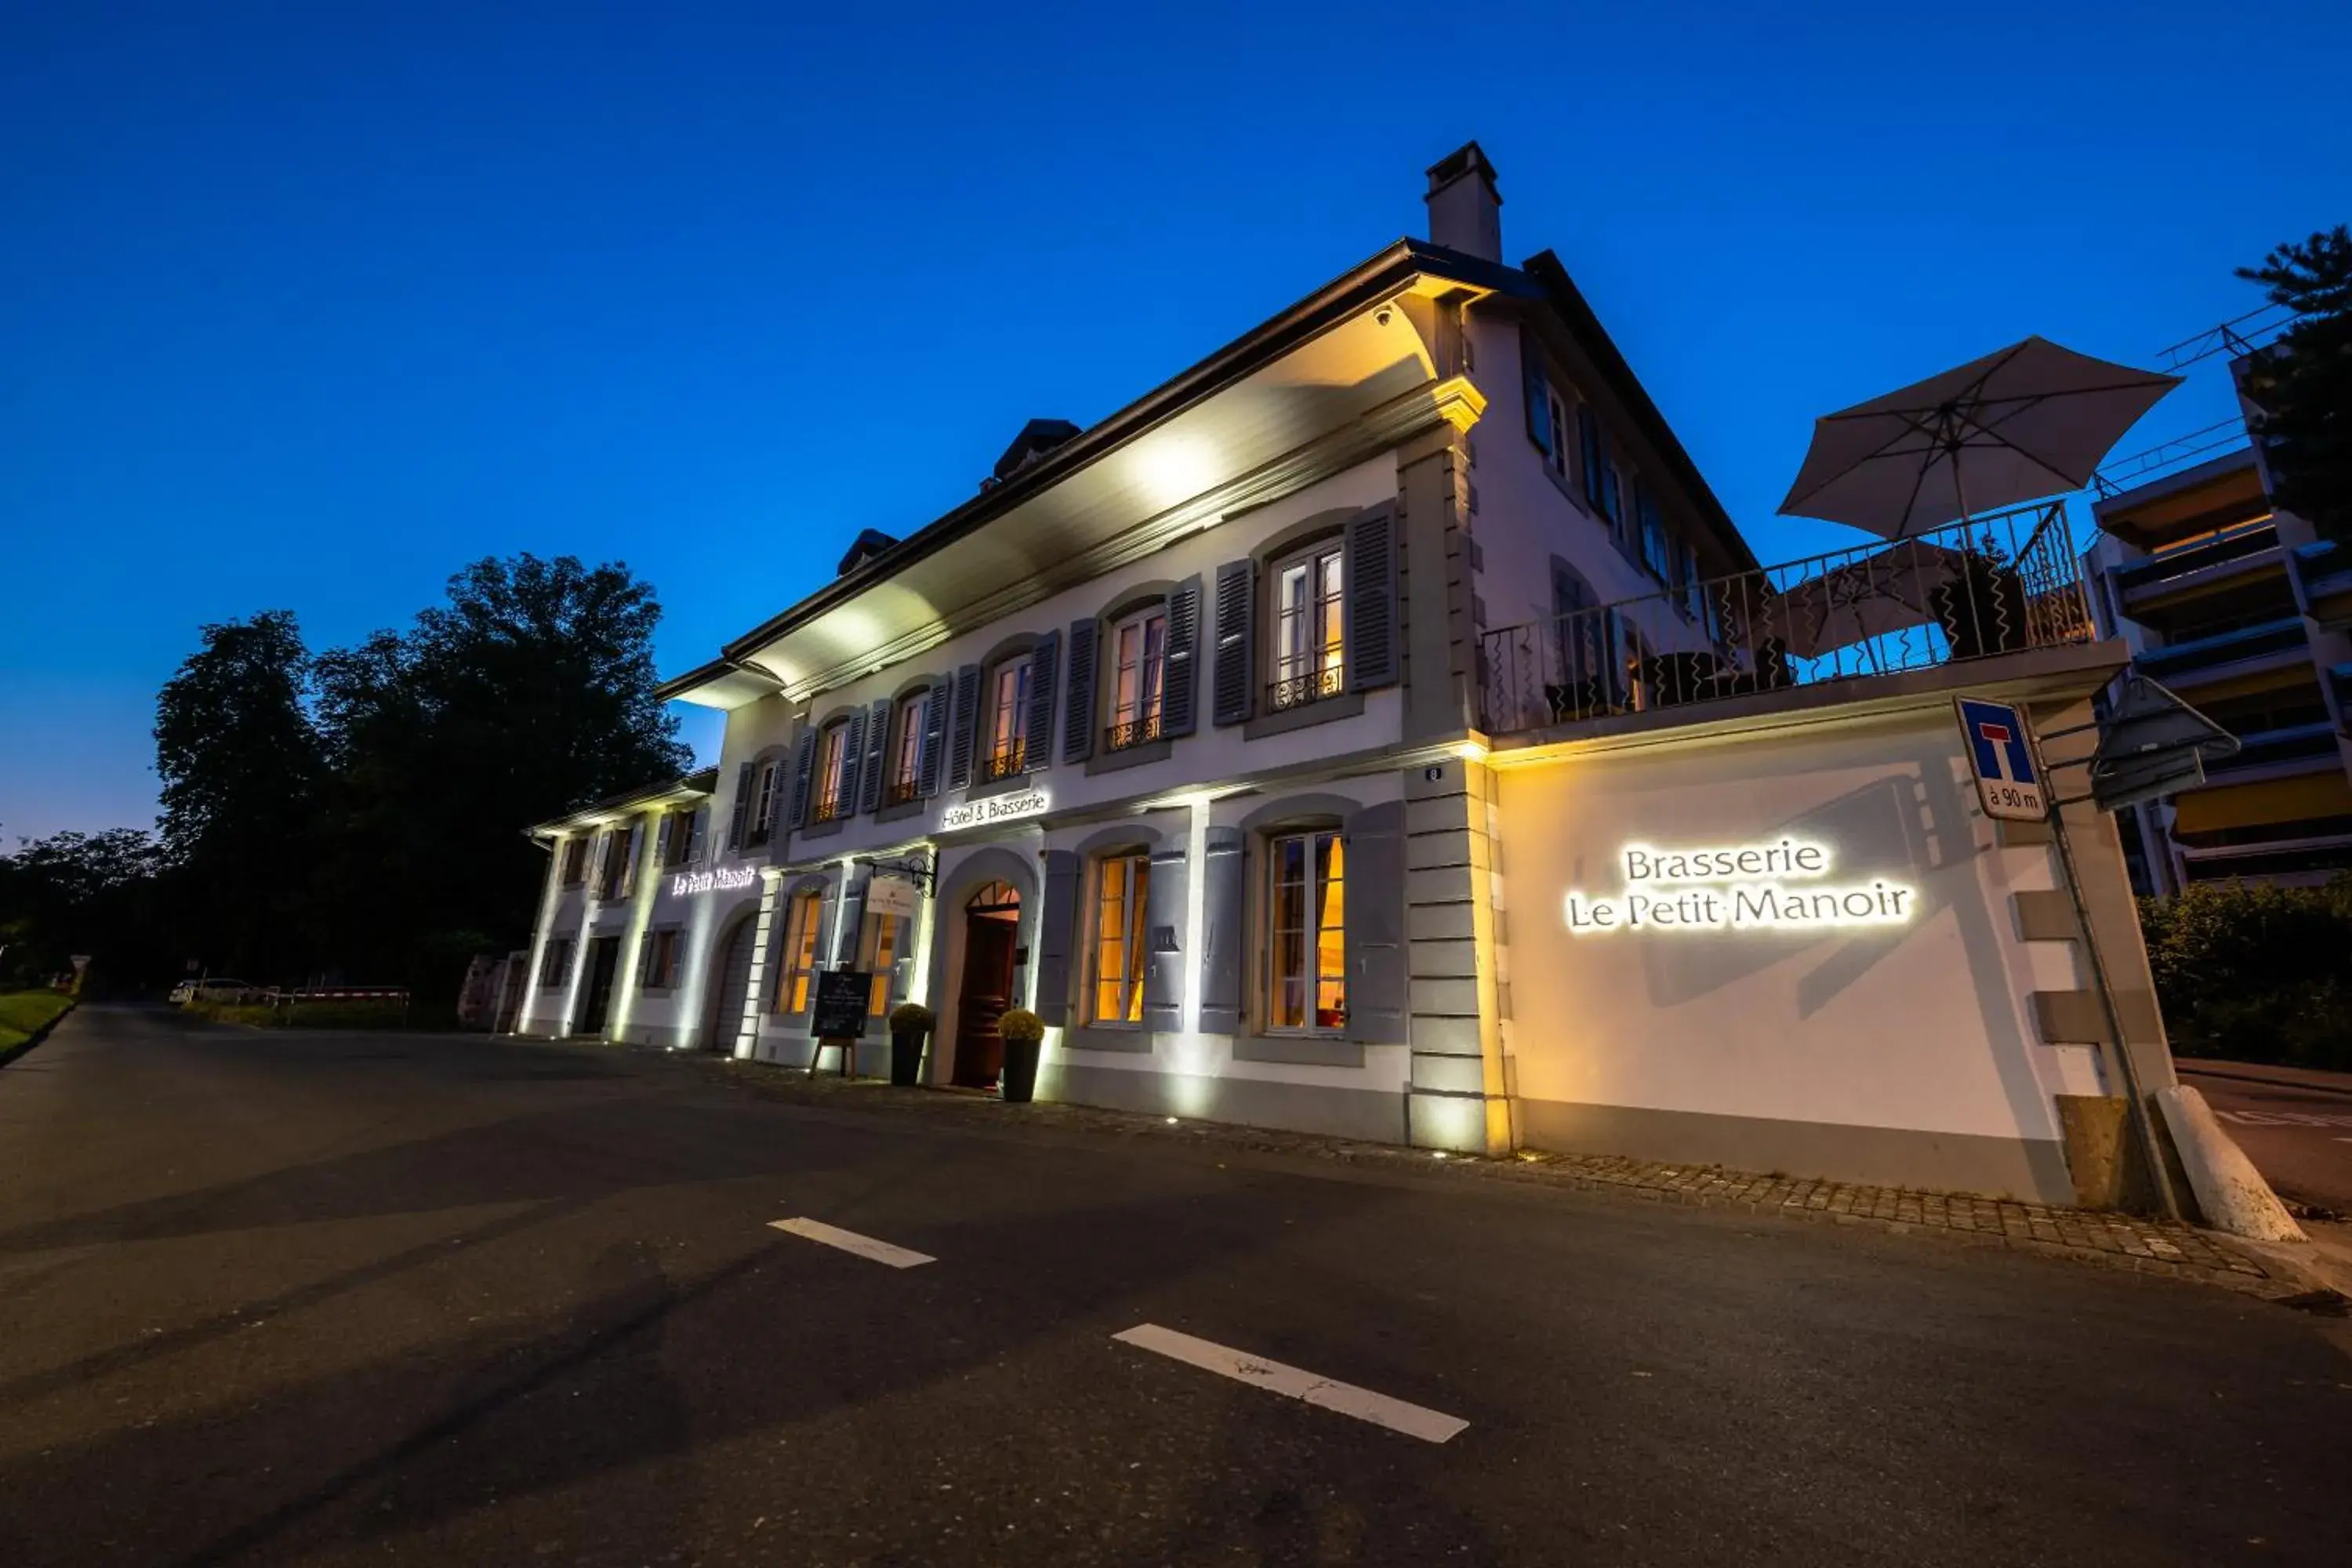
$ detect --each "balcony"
[2205,721,2343,779]
[978,742,1027,782]
[807,793,851,826]
[1271,664,1345,713]
[2292,540,2352,630]
[2136,617,2310,688]
[2112,521,2281,617]
[1479,500,2096,736]
[1105,711,1163,752]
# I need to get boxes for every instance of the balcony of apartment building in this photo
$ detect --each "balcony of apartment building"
[2289,538,2352,631]
[1479,499,2104,741]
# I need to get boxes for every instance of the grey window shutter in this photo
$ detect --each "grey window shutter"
[1198,826,1244,1034]
[727,761,754,850]
[946,664,982,791]
[1344,800,1407,1043]
[858,697,892,814]
[786,729,818,829]
[1520,325,1551,455]
[586,829,610,895]
[1023,630,1059,771]
[836,709,867,816]
[1033,849,1080,1026]
[917,684,948,797]
[618,823,640,898]
[1345,506,1400,691]
[635,931,654,987]
[1162,575,1202,737]
[1212,559,1254,727]
[832,867,869,971]
[688,807,708,864]
[1062,619,1098,763]
[1142,840,1189,1032]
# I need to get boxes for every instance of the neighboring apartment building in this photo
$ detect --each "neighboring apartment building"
[520,143,1754,1149]
[516,146,2175,1204]
[2083,387,2352,892]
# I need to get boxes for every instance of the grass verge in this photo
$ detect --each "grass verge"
[0,991,75,1060]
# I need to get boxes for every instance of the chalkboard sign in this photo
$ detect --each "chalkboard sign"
[809,970,871,1039]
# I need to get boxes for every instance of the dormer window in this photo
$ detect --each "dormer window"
[982,659,1030,780]
[1105,606,1168,751]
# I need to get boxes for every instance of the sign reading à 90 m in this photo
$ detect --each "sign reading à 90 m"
[1564,840,1917,935]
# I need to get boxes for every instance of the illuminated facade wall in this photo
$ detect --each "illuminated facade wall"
[1491,690,2176,1204]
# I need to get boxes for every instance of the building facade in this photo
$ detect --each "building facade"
[2083,379,2352,892]
[519,147,2176,1205]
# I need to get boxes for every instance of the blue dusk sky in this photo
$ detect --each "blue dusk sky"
[5,2,2347,844]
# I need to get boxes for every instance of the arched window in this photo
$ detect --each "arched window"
[979,661,1030,781]
[1265,827,1345,1033]
[885,688,930,805]
[775,887,825,1014]
[810,720,855,823]
[1087,849,1150,1024]
[967,880,1021,918]
[1269,538,1345,711]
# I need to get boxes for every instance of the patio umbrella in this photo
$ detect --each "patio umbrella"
[1778,337,2180,539]
[1770,540,1970,659]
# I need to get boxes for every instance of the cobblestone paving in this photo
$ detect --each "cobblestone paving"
[684,1054,2289,1297]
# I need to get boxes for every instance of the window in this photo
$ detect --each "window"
[886,691,927,804]
[745,760,780,847]
[1544,387,1571,481]
[1637,485,1672,582]
[1088,850,1151,1025]
[539,937,573,990]
[662,808,696,868]
[982,660,1029,779]
[1271,541,1345,710]
[854,911,900,1018]
[1577,406,1605,514]
[596,827,632,899]
[641,928,681,989]
[775,887,824,1014]
[811,722,852,822]
[560,838,586,887]
[1267,830,1345,1032]
[1107,607,1168,750]
[1602,460,1624,532]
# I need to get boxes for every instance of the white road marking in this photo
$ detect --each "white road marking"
[768,1218,935,1269]
[1111,1323,1468,1443]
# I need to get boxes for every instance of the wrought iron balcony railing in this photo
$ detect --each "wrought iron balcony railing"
[1271,663,1345,712]
[807,793,851,826]
[1478,500,2095,736]
[978,742,1027,782]
[1105,712,1163,752]
[883,775,923,807]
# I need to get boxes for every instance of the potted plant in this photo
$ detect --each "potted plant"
[996,1007,1046,1104]
[887,1000,932,1087]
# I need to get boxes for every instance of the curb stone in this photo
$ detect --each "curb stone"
[613,1046,2310,1302]
[0,998,78,1069]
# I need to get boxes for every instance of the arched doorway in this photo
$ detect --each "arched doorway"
[950,880,1022,1087]
[703,913,757,1054]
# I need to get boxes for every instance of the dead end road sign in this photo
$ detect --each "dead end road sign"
[1955,695,2048,822]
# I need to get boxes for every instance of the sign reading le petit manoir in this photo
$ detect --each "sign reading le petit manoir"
[671,864,757,897]
[1564,840,1917,935]
[939,789,1048,833]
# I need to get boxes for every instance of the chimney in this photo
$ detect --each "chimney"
[1424,142,1501,263]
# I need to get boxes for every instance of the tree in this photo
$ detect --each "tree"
[0,829,169,990]
[153,612,325,978]
[2237,225,2352,543]
[312,554,690,1003]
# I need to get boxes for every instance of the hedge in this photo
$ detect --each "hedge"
[2137,877,2352,1072]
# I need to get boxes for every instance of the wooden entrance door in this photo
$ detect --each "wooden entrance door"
[952,905,1020,1087]
[577,936,621,1035]
[704,916,754,1053]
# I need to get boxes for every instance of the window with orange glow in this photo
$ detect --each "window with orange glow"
[1088,851,1150,1025]
[1267,829,1345,1032]
[776,888,824,1014]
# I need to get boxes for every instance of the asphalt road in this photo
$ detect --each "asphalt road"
[2,1007,2347,1567]
[2180,1062,2352,1214]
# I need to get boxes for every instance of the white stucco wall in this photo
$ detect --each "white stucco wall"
[1493,706,2112,1196]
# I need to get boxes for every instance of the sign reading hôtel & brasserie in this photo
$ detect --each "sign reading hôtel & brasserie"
[938,789,1048,833]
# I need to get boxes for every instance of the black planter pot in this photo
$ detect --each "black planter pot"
[889,1027,925,1087]
[999,1036,1042,1104]
[1931,561,2026,661]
